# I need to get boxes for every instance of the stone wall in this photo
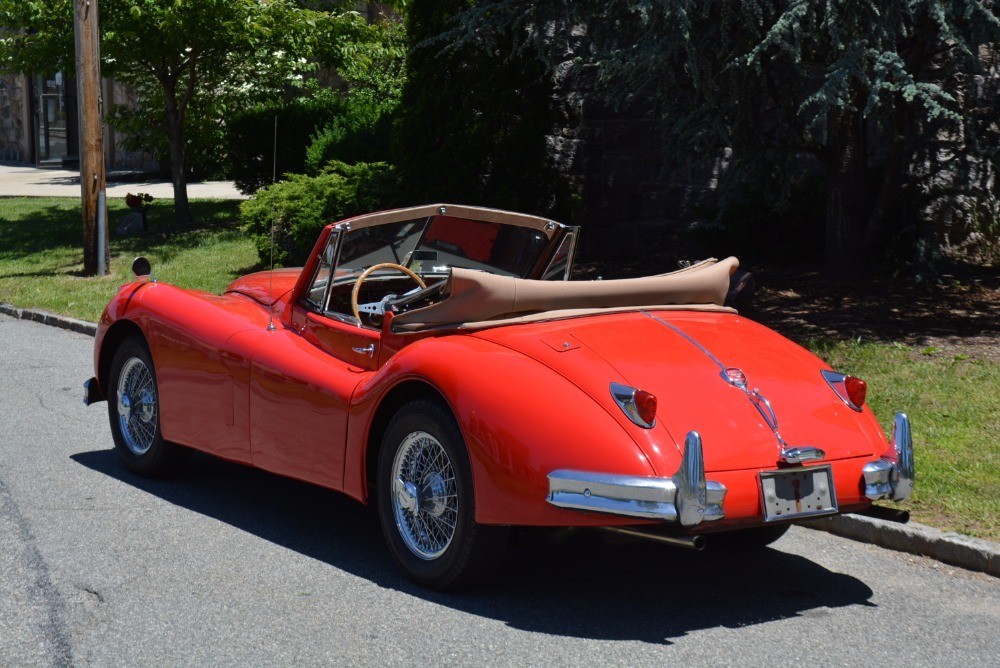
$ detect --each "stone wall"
[0,70,29,162]
[0,68,158,170]
[104,79,158,171]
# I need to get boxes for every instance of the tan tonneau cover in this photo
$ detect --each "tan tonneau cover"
[392,256,739,332]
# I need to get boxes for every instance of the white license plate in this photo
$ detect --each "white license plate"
[759,466,838,522]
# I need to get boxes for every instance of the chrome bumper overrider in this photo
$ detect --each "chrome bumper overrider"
[547,431,727,526]
[862,412,915,501]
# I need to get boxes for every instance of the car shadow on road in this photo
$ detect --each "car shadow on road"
[73,448,875,645]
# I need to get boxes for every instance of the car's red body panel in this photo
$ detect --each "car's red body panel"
[94,277,887,531]
[92,205,905,548]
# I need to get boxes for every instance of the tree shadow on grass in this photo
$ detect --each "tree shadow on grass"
[746,261,1000,350]
[0,199,243,274]
[0,200,85,259]
[73,448,876,645]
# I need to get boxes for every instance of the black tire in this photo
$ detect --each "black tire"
[107,336,189,477]
[710,523,791,550]
[377,398,504,590]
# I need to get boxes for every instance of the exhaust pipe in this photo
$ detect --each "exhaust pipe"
[598,526,706,551]
[858,505,910,524]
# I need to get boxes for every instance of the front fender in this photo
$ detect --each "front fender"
[346,335,660,526]
[93,281,152,395]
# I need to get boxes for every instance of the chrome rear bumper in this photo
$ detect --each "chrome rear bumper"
[862,412,915,501]
[547,431,727,526]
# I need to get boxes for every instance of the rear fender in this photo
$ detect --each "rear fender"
[345,335,659,526]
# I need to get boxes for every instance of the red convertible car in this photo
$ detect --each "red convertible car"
[84,204,914,589]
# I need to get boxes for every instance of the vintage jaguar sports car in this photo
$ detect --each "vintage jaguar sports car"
[84,204,914,589]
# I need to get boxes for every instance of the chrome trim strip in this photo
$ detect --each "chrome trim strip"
[645,313,790,452]
[323,310,363,327]
[644,313,727,371]
[749,388,788,447]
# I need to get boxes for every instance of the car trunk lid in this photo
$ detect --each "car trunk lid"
[476,310,880,473]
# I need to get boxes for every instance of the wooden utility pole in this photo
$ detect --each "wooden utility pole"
[74,0,109,276]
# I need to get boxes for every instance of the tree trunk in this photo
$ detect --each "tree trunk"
[162,83,192,225]
[824,110,869,280]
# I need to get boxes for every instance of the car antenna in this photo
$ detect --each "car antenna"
[267,115,277,332]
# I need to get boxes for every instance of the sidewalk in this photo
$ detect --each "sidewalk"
[0,163,246,199]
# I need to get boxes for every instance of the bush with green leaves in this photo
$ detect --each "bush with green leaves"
[240,161,399,267]
[304,98,396,175]
[226,91,350,195]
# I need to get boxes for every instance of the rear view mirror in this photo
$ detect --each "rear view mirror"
[132,256,152,278]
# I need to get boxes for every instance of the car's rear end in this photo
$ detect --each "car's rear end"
[471,309,913,537]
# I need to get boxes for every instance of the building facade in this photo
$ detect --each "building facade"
[0,68,155,170]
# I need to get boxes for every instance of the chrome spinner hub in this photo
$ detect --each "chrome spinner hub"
[395,479,420,514]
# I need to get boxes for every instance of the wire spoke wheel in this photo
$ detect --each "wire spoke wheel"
[391,430,459,559]
[116,357,158,455]
[107,335,188,477]
[377,399,506,590]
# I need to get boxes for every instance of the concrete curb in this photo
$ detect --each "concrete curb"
[0,303,97,336]
[803,514,1000,578]
[3,303,998,579]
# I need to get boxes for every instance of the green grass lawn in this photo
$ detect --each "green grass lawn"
[0,197,260,321]
[817,340,999,540]
[2,196,997,540]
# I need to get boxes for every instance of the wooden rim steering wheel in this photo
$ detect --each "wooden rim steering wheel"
[351,262,427,322]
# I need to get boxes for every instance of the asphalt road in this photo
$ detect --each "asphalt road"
[2,313,998,666]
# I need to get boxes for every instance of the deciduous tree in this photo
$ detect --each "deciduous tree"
[1,0,334,225]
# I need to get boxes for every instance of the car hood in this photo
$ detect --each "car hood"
[474,310,883,474]
[224,268,301,307]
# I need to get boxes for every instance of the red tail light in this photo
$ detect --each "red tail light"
[821,370,866,412]
[610,382,657,428]
[634,389,658,425]
[845,376,867,408]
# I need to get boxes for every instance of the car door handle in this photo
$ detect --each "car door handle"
[352,344,375,357]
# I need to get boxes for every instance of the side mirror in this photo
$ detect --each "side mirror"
[132,256,152,278]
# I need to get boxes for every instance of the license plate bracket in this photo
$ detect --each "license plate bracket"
[759,465,838,522]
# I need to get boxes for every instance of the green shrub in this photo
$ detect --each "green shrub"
[240,161,400,266]
[304,98,396,174]
[226,91,349,195]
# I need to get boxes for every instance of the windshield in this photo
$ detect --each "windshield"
[336,215,550,280]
